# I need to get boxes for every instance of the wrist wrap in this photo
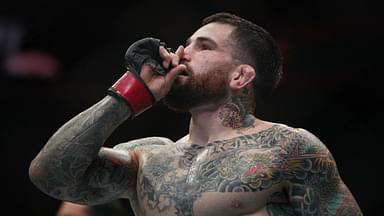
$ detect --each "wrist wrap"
[108,72,155,117]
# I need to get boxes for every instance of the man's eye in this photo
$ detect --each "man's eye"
[199,44,210,50]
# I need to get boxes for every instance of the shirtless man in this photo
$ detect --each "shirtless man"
[29,12,362,215]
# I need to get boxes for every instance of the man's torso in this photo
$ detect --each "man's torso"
[128,124,299,216]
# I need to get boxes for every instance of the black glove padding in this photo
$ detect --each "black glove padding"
[124,37,172,75]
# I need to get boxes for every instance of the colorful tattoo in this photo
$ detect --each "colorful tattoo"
[218,88,256,129]
[30,94,362,215]
[138,125,362,215]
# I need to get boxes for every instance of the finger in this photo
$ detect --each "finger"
[165,64,187,84]
[175,45,184,58]
[159,45,170,58]
[170,46,184,67]
[159,46,171,69]
[170,55,180,68]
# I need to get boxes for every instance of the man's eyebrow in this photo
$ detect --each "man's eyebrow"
[185,37,217,47]
[185,37,191,46]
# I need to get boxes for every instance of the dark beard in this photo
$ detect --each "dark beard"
[163,69,229,112]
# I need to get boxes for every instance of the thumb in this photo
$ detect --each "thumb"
[140,64,157,83]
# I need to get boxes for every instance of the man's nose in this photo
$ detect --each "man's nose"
[181,45,191,62]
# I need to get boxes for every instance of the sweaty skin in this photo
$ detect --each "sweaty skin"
[29,21,362,216]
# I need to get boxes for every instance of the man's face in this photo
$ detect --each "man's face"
[164,23,238,112]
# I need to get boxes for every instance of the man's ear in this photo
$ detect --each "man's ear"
[229,64,256,90]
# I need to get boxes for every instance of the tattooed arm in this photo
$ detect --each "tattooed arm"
[28,96,139,205]
[275,128,363,216]
[28,40,186,205]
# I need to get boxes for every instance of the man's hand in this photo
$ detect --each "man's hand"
[141,45,186,100]
[109,38,186,117]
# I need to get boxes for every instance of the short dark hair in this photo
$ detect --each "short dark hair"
[202,12,283,102]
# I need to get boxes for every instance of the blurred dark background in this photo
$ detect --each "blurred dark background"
[1,1,381,215]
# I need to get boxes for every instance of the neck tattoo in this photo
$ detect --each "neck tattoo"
[218,88,256,129]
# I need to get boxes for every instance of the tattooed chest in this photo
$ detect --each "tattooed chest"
[137,144,286,216]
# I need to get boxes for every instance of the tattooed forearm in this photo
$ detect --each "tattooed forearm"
[29,95,132,203]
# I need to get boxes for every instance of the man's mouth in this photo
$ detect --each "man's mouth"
[177,63,191,77]
[175,68,190,85]
[178,70,189,77]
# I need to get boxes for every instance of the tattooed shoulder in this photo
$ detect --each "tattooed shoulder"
[273,126,363,215]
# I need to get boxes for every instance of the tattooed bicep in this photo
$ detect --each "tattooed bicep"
[102,137,174,168]
[73,137,175,203]
[113,136,174,151]
[283,128,346,215]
